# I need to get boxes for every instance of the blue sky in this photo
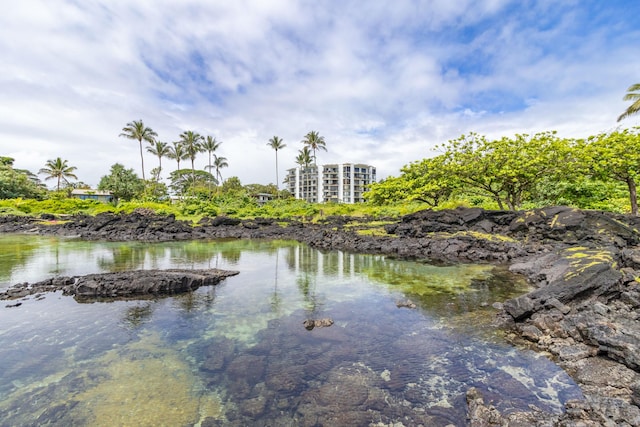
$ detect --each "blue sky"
[1,0,639,188]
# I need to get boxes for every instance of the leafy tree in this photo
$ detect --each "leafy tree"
[584,128,640,215]
[140,180,169,202]
[146,141,170,180]
[532,174,627,211]
[167,141,188,171]
[267,136,286,193]
[365,155,457,206]
[169,169,216,196]
[213,155,228,184]
[441,132,573,210]
[0,158,45,199]
[119,120,157,181]
[301,131,326,165]
[0,157,14,166]
[98,163,144,201]
[179,130,204,180]
[245,183,279,195]
[618,83,640,122]
[221,176,243,193]
[38,157,78,191]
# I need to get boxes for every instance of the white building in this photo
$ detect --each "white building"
[284,163,376,203]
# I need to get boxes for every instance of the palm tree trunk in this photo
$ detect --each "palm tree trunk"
[208,152,212,194]
[139,139,146,180]
[628,177,638,216]
[275,150,280,198]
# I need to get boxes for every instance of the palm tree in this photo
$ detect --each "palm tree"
[295,147,313,168]
[295,147,313,201]
[119,120,157,180]
[146,141,170,180]
[213,155,228,184]
[267,136,286,194]
[179,130,204,180]
[39,157,78,191]
[167,141,188,171]
[301,130,327,165]
[618,83,640,122]
[202,136,222,179]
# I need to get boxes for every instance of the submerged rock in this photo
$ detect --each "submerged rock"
[302,318,334,330]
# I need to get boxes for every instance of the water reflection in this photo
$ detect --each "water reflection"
[0,236,578,426]
[122,302,154,329]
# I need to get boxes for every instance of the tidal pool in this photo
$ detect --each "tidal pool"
[0,235,581,426]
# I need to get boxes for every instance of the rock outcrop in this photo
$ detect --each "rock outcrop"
[1,269,238,301]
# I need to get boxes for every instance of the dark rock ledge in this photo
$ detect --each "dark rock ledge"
[1,269,238,301]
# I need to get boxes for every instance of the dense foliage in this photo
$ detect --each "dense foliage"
[98,163,145,202]
[4,120,640,218]
[0,157,46,200]
[366,128,640,214]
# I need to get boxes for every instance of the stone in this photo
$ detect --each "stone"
[302,318,334,330]
[1,269,239,301]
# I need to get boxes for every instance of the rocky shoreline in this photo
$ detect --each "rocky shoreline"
[1,206,639,425]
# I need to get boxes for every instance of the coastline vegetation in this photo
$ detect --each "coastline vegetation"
[1,119,639,220]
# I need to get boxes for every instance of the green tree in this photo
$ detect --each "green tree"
[38,157,78,191]
[301,131,327,165]
[295,147,313,168]
[221,176,243,193]
[202,136,222,174]
[169,169,216,196]
[213,155,229,184]
[119,120,157,181]
[584,128,640,215]
[442,132,573,210]
[365,155,458,206]
[146,141,170,180]
[202,136,222,192]
[0,157,14,166]
[179,130,204,181]
[0,158,45,199]
[167,141,188,171]
[98,163,144,201]
[618,83,640,122]
[245,183,278,195]
[267,136,286,193]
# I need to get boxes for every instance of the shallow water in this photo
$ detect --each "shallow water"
[0,235,581,426]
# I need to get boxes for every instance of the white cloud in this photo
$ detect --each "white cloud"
[0,0,639,189]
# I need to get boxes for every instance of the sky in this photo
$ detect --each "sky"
[1,0,639,189]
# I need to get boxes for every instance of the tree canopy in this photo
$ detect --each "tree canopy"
[618,83,640,122]
[583,128,640,215]
[98,163,144,201]
[0,157,45,199]
[301,131,326,165]
[38,157,78,191]
[119,120,157,181]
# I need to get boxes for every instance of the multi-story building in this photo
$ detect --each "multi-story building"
[284,163,376,203]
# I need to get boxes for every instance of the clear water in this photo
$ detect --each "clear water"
[0,235,581,426]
